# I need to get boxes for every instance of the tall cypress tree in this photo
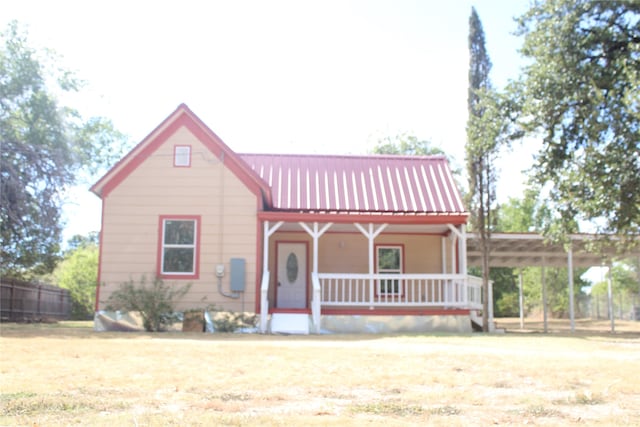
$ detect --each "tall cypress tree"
[466,7,501,331]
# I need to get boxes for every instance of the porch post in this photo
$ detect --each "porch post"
[450,234,456,274]
[460,224,467,276]
[446,224,466,275]
[441,237,447,274]
[355,223,387,307]
[298,222,333,273]
[299,222,332,333]
[263,221,284,274]
[260,220,284,333]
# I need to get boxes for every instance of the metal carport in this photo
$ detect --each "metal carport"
[467,232,640,333]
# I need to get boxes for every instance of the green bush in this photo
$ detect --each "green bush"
[105,276,190,332]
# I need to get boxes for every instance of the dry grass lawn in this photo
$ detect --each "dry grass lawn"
[1,320,639,426]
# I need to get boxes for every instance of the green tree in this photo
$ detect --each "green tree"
[466,7,506,330]
[53,236,99,319]
[371,133,463,189]
[514,0,640,240]
[371,133,445,157]
[0,21,126,278]
[591,260,640,299]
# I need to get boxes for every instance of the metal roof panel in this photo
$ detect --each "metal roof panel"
[240,153,466,214]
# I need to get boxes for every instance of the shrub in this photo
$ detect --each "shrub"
[105,275,190,332]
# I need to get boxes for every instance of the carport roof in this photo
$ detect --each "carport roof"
[467,232,640,268]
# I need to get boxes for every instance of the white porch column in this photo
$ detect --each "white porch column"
[298,222,333,273]
[568,244,575,333]
[299,222,333,333]
[263,221,284,274]
[460,224,467,276]
[355,223,388,307]
[441,237,447,274]
[260,220,284,333]
[450,234,456,274]
[446,224,466,275]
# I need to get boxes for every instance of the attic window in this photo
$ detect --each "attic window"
[174,145,191,167]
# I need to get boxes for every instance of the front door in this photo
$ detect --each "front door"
[276,242,307,309]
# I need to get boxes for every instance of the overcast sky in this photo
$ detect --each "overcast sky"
[3,0,535,241]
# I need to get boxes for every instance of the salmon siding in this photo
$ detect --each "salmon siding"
[92,104,471,327]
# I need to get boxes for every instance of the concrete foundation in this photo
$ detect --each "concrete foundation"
[320,314,472,334]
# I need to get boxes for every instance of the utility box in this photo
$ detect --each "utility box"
[230,258,245,292]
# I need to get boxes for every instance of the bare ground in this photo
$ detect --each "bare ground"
[1,320,639,426]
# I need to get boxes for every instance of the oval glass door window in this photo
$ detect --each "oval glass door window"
[286,252,299,283]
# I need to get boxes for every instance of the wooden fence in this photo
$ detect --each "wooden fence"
[1,279,71,321]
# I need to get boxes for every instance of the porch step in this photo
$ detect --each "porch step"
[270,313,310,335]
[469,310,502,333]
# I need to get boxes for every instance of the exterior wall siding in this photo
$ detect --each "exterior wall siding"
[98,126,258,313]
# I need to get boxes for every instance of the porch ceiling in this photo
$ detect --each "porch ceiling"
[276,222,452,234]
[467,232,640,268]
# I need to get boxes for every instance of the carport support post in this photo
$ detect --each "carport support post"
[568,244,575,333]
[519,269,524,329]
[542,260,548,333]
[607,261,615,333]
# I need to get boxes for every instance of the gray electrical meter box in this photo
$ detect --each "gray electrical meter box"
[230,258,245,292]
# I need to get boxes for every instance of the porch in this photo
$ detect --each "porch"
[258,219,485,333]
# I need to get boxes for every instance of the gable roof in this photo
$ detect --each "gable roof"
[241,153,466,215]
[92,104,466,220]
[90,104,271,204]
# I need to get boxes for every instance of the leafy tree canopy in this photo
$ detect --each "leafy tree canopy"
[0,21,126,278]
[371,133,445,157]
[513,0,640,240]
[52,235,99,319]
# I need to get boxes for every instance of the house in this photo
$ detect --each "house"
[91,104,482,333]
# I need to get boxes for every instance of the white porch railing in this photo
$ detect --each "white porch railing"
[317,273,483,310]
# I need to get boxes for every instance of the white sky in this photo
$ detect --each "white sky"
[3,0,537,243]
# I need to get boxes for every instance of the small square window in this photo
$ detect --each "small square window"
[174,145,191,167]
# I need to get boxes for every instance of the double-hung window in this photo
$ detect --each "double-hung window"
[158,216,200,279]
[376,245,403,296]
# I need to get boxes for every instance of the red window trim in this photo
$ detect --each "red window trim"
[374,243,405,298]
[157,215,201,280]
[173,145,192,167]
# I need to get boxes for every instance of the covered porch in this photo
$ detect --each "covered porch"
[258,218,483,333]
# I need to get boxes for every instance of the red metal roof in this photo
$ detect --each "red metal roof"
[240,153,466,214]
